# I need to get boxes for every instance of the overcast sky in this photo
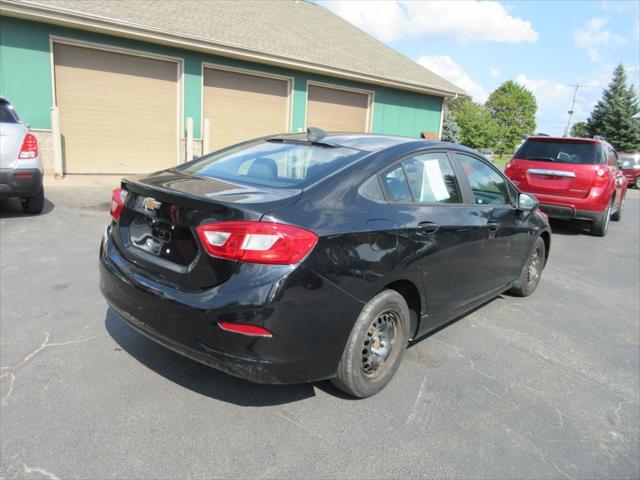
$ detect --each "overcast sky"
[320,0,640,136]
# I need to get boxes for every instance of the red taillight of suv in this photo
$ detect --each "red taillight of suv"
[18,133,38,159]
[196,221,318,265]
[110,188,127,221]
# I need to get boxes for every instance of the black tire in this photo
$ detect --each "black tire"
[508,236,546,297]
[21,188,44,214]
[611,195,624,221]
[591,201,611,237]
[331,290,410,398]
[635,177,640,190]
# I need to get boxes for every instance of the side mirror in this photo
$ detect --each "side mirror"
[518,192,538,211]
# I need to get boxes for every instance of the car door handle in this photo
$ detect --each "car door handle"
[487,223,500,232]
[417,222,440,234]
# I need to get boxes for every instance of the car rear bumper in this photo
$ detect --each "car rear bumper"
[531,190,609,221]
[0,168,43,198]
[99,225,363,384]
[538,203,604,222]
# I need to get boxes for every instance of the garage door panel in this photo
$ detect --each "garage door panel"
[203,68,289,151]
[54,43,178,174]
[306,84,369,133]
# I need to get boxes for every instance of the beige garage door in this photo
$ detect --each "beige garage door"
[53,43,179,174]
[203,67,290,152]
[306,85,370,132]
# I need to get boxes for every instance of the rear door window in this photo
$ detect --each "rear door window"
[516,140,598,164]
[401,152,461,204]
[456,154,511,205]
[380,165,412,202]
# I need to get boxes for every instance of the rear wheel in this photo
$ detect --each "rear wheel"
[508,237,546,297]
[635,177,640,189]
[21,188,44,214]
[611,194,624,221]
[332,290,410,398]
[591,201,611,237]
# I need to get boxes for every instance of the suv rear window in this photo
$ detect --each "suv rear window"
[179,139,368,188]
[516,140,600,164]
[0,100,20,124]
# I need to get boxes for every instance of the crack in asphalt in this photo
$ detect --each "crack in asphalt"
[1,331,101,405]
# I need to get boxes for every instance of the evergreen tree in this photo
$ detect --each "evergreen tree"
[440,106,460,143]
[586,64,640,151]
[570,121,589,138]
[486,81,537,155]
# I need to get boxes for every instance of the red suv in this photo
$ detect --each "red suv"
[505,136,627,236]
[618,152,640,189]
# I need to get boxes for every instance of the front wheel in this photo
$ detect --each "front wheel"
[508,236,546,297]
[332,290,410,398]
[635,177,640,190]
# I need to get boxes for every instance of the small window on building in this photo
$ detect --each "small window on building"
[401,152,461,204]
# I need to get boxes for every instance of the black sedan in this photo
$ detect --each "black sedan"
[100,129,550,398]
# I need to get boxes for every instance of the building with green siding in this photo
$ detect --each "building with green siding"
[0,0,466,175]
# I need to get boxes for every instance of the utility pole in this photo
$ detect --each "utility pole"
[564,83,580,137]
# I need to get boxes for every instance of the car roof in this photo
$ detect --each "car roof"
[270,132,475,154]
[526,136,615,150]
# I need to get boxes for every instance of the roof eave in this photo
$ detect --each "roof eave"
[0,0,465,98]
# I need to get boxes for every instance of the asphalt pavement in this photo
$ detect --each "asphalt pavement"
[1,184,639,479]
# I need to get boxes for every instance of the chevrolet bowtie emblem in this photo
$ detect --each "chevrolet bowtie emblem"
[142,197,161,211]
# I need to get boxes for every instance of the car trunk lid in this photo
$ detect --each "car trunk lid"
[509,159,597,198]
[113,169,302,289]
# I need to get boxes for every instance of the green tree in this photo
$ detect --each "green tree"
[570,121,589,138]
[449,98,499,150]
[486,80,537,154]
[440,106,460,143]
[586,64,640,151]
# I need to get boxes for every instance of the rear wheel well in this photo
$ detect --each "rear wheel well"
[383,280,421,339]
[539,231,550,265]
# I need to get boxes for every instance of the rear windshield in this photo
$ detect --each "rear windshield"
[178,140,368,188]
[516,140,600,164]
[0,100,20,124]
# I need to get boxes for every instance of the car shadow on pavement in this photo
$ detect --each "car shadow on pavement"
[548,218,591,236]
[105,308,318,406]
[0,197,55,217]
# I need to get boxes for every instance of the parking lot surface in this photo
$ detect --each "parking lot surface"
[1,185,639,479]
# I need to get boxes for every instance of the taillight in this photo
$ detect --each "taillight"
[218,322,272,337]
[593,167,610,187]
[196,221,318,265]
[18,133,38,159]
[109,188,127,221]
[505,161,513,171]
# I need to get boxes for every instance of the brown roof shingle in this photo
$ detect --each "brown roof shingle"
[4,0,466,96]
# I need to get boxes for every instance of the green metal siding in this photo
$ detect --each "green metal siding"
[0,16,443,140]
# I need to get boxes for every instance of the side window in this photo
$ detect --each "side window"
[380,165,412,202]
[401,152,461,204]
[610,149,618,166]
[597,146,608,165]
[456,154,511,205]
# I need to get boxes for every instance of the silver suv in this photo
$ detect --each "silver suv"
[0,96,44,214]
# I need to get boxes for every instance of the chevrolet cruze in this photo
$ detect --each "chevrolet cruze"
[100,129,551,398]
